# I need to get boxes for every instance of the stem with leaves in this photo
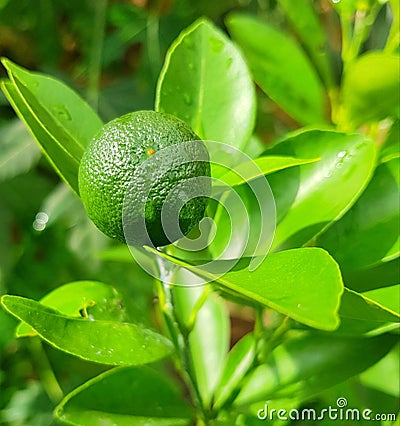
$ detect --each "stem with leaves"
[156,257,210,424]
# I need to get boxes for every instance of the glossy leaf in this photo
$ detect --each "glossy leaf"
[147,247,344,331]
[1,295,173,366]
[16,281,128,337]
[241,134,266,159]
[2,59,102,153]
[343,257,400,293]
[55,366,193,425]
[172,273,230,408]
[156,18,255,149]
[1,81,80,193]
[226,13,325,125]
[360,346,400,397]
[234,333,397,406]
[214,333,256,409]
[98,245,133,262]
[1,59,103,194]
[213,155,320,189]
[0,119,40,181]
[265,130,376,251]
[336,288,400,336]
[341,52,400,128]
[206,156,317,261]
[278,0,334,89]
[318,158,399,270]
[380,120,399,164]
[386,0,399,52]
[363,285,400,315]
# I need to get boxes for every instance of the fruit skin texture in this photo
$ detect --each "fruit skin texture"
[78,110,210,247]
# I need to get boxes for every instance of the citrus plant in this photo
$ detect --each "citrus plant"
[0,0,399,425]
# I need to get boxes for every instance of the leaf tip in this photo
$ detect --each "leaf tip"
[0,294,10,307]
[0,57,13,75]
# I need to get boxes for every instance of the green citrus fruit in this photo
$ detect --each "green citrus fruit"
[78,110,211,247]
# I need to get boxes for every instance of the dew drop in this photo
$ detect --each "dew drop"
[337,151,346,159]
[184,37,194,48]
[52,105,72,121]
[226,57,233,68]
[183,93,192,105]
[210,37,223,53]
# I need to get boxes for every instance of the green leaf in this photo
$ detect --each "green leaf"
[318,158,399,270]
[16,281,128,337]
[278,0,334,89]
[147,247,344,331]
[226,13,325,125]
[0,119,40,181]
[234,333,397,406]
[55,366,193,425]
[386,0,399,52]
[340,52,400,128]
[214,333,256,409]
[360,346,400,397]
[336,288,400,336]
[380,120,399,164]
[1,295,173,366]
[343,257,399,292]
[156,18,256,149]
[212,155,320,189]
[363,285,400,315]
[3,59,102,153]
[174,155,302,263]
[241,134,266,159]
[1,80,80,193]
[265,130,376,251]
[1,59,103,194]
[98,245,133,262]
[172,275,230,408]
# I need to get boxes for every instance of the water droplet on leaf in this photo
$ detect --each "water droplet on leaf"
[184,37,194,49]
[52,105,71,121]
[183,93,192,105]
[210,37,223,53]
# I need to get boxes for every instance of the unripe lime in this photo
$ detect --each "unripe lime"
[78,110,210,247]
